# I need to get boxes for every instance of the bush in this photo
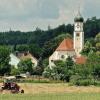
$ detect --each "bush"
[94,80,100,86]
[10,66,20,75]
[70,75,94,86]
[75,79,94,86]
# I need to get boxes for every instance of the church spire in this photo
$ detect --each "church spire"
[74,9,84,22]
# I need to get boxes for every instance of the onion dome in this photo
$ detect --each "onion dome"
[74,11,84,22]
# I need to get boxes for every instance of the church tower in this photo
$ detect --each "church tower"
[74,11,84,56]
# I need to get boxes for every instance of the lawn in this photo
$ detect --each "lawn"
[0,93,100,100]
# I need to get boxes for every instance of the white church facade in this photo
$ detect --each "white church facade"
[49,12,86,68]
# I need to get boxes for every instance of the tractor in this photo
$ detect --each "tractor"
[0,76,24,94]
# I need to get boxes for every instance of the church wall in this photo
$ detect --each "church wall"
[49,50,75,68]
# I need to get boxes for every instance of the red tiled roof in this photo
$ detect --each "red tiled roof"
[75,56,87,64]
[56,38,74,51]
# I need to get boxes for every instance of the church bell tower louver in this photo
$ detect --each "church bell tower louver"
[74,11,84,56]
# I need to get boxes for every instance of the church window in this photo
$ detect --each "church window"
[61,55,65,59]
[76,33,80,37]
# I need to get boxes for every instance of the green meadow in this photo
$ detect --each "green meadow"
[0,93,100,100]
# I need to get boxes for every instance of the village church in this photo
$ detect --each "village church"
[49,11,86,68]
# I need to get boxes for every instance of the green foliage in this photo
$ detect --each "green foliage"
[84,17,100,38]
[42,59,49,68]
[74,64,92,79]
[43,52,100,86]
[81,41,96,56]
[74,79,94,86]
[18,59,34,74]
[29,44,41,58]
[0,46,11,75]
[10,66,20,75]
[16,45,29,52]
[42,67,52,78]
[33,66,44,76]
[43,57,74,82]
[95,33,100,42]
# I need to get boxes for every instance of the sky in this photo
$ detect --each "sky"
[0,0,99,32]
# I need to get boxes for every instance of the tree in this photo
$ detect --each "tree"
[29,44,41,58]
[95,33,100,43]
[0,46,11,75]
[66,56,74,67]
[88,53,100,80]
[16,45,29,52]
[43,57,74,82]
[95,33,100,55]
[18,59,34,74]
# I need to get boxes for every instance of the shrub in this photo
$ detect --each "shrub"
[70,75,94,86]
[75,79,93,86]
[10,66,20,75]
[94,80,100,86]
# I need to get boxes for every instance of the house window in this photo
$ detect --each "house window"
[51,60,54,62]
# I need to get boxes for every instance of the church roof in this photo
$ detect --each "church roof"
[75,56,87,64]
[56,38,74,51]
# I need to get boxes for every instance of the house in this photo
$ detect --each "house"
[49,11,86,68]
[9,52,38,68]
[9,53,20,68]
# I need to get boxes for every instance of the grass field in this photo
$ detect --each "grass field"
[0,93,100,100]
[0,83,100,100]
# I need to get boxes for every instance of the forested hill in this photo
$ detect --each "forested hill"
[0,17,100,59]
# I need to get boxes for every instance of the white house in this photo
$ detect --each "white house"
[9,52,38,68]
[9,53,20,68]
[49,11,86,68]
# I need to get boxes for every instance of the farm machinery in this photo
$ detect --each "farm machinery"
[0,76,24,94]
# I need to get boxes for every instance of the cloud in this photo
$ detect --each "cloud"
[83,0,100,18]
[0,0,99,31]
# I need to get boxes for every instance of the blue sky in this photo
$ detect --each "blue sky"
[0,0,99,31]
